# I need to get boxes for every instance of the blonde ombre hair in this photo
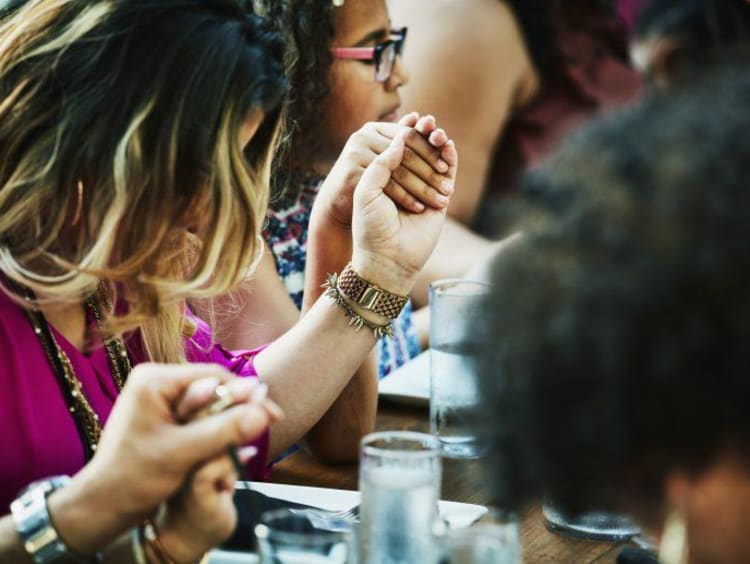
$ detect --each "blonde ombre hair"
[0,0,287,362]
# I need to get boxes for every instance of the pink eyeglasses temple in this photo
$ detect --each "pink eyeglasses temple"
[330,47,376,59]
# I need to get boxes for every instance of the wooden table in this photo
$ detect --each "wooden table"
[271,401,631,563]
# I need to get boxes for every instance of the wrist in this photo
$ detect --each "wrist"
[350,252,416,297]
[155,518,208,564]
[46,471,126,556]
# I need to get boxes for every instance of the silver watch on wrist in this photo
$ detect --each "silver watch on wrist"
[10,475,97,563]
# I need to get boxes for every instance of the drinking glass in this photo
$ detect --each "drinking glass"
[542,498,641,542]
[359,431,442,564]
[429,279,493,458]
[434,509,521,564]
[255,509,353,563]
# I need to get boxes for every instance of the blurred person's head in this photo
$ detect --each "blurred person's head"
[632,0,750,85]
[258,0,408,197]
[480,69,750,563]
[0,0,286,360]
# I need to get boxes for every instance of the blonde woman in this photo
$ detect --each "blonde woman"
[0,0,452,561]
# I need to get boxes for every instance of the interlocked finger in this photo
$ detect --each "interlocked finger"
[390,164,450,210]
[383,178,424,213]
[401,146,453,196]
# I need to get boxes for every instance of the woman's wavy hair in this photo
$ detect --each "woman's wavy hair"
[256,0,336,203]
[0,0,287,362]
[480,68,750,516]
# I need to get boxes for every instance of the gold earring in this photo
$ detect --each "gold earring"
[658,508,688,564]
[71,180,84,226]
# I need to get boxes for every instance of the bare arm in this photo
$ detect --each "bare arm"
[297,206,378,463]
[256,133,455,462]
[198,245,299,351]
[389,0,538,225]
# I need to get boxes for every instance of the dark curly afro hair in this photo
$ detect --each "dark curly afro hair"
[479,67,750,519]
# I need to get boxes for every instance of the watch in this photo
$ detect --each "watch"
[10,476,96,563]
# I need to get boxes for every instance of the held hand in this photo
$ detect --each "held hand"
[351,131,458,296]
[156,449,254,562]
[315,113,455,228]
[74,365,274,528]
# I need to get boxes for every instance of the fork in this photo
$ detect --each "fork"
[289,504,360,532]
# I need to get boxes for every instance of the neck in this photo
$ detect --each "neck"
[40,301,87,351]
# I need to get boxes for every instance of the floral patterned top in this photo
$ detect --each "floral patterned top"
[263,180,421,378]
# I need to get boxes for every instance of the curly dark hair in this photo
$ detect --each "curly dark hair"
[256,0,336,204]
[635,0,750,80]
[260,0,626,203]
[479,67,750,517]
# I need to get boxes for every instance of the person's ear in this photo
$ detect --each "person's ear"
[631,36,683,88]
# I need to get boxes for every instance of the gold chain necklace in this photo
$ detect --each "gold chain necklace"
[22,284,132,459]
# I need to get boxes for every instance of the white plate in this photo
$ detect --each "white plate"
[209,481,487,564]
[378,350,430,406]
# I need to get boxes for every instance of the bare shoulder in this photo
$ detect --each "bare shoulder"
[391,0,525,59]
[391,0,533,96]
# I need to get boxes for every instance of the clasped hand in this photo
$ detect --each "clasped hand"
[314,113,458,296]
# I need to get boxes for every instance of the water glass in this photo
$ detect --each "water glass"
[434,509,521,564]
[359,431,442,564]
[543,498,641,542]
[429,279,493,458]
[255,509,353,563]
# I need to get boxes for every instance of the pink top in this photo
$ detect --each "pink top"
[0,290,269,511]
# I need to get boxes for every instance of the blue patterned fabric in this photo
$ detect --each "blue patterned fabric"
[263,181,422,378]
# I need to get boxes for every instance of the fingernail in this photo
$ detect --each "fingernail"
[413,202,425,212]
[251,382,268,403]
[436,194,450,206]
[437,160,449,173]
[190,377,220,397]
[238,446,258,462]
[440,180,454,195]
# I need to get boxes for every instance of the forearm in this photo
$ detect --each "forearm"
[255,293,378,460]
[303,349,379,463]
[411,217,495,308]
[47,468,134,556]
[301,211,352,314]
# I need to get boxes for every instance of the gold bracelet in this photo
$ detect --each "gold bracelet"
[142,519,206,564]
[323,272,395,338]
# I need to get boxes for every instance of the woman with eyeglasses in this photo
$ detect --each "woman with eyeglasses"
[195,0,471,463]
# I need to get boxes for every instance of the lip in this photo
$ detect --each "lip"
[379,105,401,122]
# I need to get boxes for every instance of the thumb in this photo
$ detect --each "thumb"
[355,131,406,199]
[398,111,419,127]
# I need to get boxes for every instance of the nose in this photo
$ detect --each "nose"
[386,54,409,90]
